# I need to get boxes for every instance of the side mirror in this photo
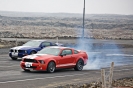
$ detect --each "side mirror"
[60,55,63,57]
[60,54,66,57]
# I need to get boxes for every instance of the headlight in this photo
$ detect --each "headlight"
[39,60,45,64]
[9,49,13,52]
[24,50,27,53]
[22,58,25,61]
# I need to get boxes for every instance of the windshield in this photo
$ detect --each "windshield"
[37,47,60,56]
[23,40,41,47]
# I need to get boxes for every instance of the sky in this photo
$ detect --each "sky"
[0,0,133,15]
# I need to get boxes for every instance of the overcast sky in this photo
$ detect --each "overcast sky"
[0,0,133,15]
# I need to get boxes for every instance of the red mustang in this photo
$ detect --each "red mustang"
[20,46,88,73]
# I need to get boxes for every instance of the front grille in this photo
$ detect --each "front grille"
[22,65,37,68]
[10,49,18,53]
[15,50,17,52]
[23,59,38,63]
[10,49,13,52]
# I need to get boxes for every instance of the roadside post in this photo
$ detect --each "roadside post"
[15,37,18,46]
[101,69,106,88]
[101,62,114,88]
[109,62,114,88]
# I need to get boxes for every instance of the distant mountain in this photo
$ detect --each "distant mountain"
[0,11,83,17]
[0,11,133,18]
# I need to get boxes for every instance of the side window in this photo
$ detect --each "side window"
[51,43,57,46]
[42,42,51,47]
[61,49,72,55]
[74,50,79,54]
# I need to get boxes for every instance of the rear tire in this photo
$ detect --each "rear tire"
[11,57,17,60]
[74,59,84,71]
[47,61,56,73]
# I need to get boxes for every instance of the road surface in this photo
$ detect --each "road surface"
[0,39,133,88]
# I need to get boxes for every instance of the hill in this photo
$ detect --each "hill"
[0,11,133,39]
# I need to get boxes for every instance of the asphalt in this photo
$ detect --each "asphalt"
[0,39,133,88]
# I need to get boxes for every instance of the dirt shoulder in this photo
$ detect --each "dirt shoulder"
[54,77,133,88]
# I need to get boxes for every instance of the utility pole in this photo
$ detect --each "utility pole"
[82,0,85,38]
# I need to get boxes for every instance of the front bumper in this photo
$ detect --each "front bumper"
[9,52,27,58]
[20,61,47,71]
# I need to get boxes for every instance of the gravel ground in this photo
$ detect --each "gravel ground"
[54,77,133,88]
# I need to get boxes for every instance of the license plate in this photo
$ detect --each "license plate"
[12,52,18,56]
[25,62,32,67]
[25,68,33,70]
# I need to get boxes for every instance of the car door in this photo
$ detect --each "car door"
[59,49,75,67]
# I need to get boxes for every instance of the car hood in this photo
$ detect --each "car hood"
[10,46,38,50]
[23,54,56,60]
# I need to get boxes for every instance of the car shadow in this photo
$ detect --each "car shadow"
[21,68,75,74]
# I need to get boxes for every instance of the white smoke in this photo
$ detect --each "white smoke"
[68,28,124,70]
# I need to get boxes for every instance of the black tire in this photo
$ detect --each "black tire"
[47,61,56,73]
[24,69,30,72]
[11,57,17,60]
[30,51,36,55]
[74,59,84,71]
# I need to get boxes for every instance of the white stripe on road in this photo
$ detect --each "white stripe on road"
[0,65,19,67]
[0,68,133,84]
[114,68,133,71]
[0,73,89,84]
[95,68,133,73]
[0,54,8,56]
[106,54,133,57]
[0,60,20,63]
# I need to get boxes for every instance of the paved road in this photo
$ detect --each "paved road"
[0,39,133,88]
[0,48,133,88]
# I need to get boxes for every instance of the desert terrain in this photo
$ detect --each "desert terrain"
[0,11,133,40]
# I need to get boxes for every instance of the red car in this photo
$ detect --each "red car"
[20,46,88,73]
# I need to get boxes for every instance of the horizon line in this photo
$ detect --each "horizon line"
[0,10,133,16]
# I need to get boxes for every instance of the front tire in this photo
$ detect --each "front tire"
[47,61,56,73]
[11,57,17,60]
[30,51,36,55]
[23,69,30,72]
[74,59,84,71]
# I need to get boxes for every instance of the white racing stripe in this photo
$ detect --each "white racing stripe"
[23,54,44,59]
[24,55,38,59]
[11,46,31,50]
[0,73,89,84]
